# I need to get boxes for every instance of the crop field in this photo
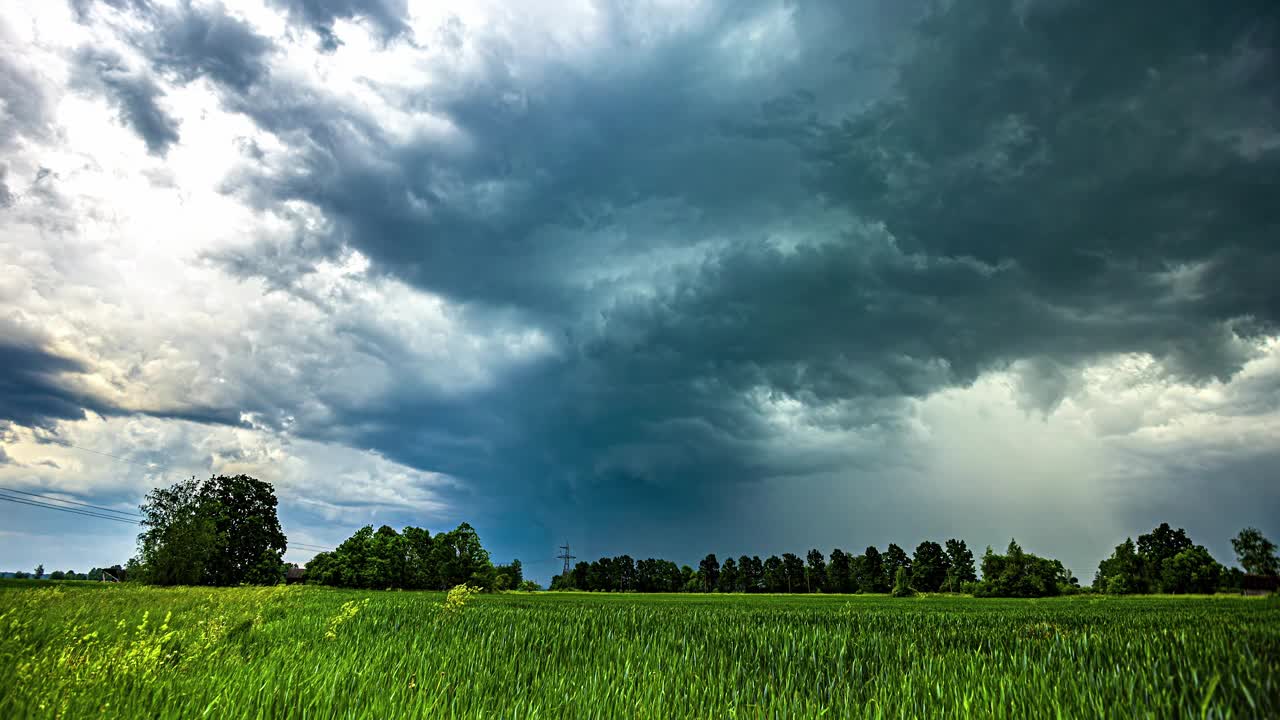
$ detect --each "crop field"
[1,581,1277,719]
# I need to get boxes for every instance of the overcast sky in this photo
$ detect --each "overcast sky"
[1,0,1277,583]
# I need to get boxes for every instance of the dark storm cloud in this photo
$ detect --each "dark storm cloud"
[0,336,92,429]
[266,0,410,50]
[217,0,903,312]
[803,0,1280,382]
[71,47,180,156]
[26,1,1280,561]
[71,0,275,90]
[64,1,275,155]
[144,2,275,91]
[68,0,154,23]
[193,0,1280,524]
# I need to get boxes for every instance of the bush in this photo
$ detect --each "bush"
[442,584,480,613]
[891,567,916,598]
[1106,574,1133,595]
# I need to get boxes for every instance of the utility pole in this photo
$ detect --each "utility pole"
[557,543,576,576]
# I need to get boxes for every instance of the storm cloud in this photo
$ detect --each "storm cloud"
[71,47,181,156]
[0,0,1277,575]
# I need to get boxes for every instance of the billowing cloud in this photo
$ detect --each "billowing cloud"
[70,46,181,155]
[0,0,1277,576]
[267,0,411,50]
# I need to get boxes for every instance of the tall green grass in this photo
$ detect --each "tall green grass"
[1,581,1276,718]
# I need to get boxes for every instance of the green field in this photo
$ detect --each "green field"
[1,581,1277,718]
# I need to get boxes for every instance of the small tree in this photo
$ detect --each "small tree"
[944,539,977,591]
[763,556,785,592]
[857,547,888,593]
[884,544,911,590]
[717,557,738,593]
[805,549,826,593]
[781,553,805,593]
[827,548,853,593]
[34,564,44,580]
[698,554,720,593]
[891,566,915,597]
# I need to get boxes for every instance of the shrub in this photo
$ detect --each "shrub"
[1107,574,1133,595]
[442,583,480,613]
[891,567,915,598]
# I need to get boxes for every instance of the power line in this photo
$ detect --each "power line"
[0,493,336,553]
[26,443,337,554]
[0,493,141,525]
[0,486,142,518]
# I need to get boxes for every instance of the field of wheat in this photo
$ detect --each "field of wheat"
[1,581,1276,718]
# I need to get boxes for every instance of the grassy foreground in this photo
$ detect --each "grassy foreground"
[1,581,1277,718]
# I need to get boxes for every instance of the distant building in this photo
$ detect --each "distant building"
[286,564,307,585]
[1241,574,1279,596]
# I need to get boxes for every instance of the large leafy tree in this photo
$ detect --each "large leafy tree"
[1161,546,1223,594]
[310,521,496,590]
[975,539,1068,598]
[430,522,495,589]
[1096,523,1217,594]
[136,477,219,586]
[1095,538,1140,593]
[137,474,286,587]
[367,525,408,588]
[197,475,288,586]
[911,541,950,592]
[1232,527,1279,576]
[636,558,681,592]
[1136,523,1193,589]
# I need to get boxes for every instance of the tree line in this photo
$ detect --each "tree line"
[304,523,534,591]
[17,472,1279,597]
[550,524,1278,598]
[6,564,129,581]
[548,538,1066,597]
[1093,524,1276,594]
[117,474,534,591]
